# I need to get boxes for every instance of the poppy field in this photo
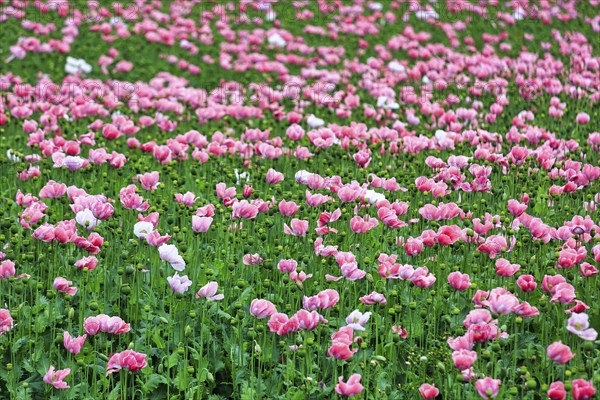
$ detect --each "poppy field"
[0,0,599,399]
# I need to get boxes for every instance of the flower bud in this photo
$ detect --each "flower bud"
[525,380,537,389]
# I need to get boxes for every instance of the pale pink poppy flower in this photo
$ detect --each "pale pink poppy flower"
[283,219,309,236]
[516,275,537,292]
[327,326,357,360]
[175,191,198,207]
[63,331,87,354]
[243,253,263,265]
[74,256,98,271]
[167,273,192,294]
[302,289,340,311]
[39,180,67,198]
[495,258,520,277]
[293,309,326,331]
[575,112,590,125]
[0,309,14,336]
[145,230,171,247]
[215,182,236,199]
[289,270,312,282]
[359,292,387,305]
[192,216,213,232]
[196,281,224,301]
[43,366,70,389]
[250,299,277,319]
[475,377,501,399]
[485,288,519,315]
[335,374,364,396]
[350,215,379,233]
[278,199,300,217]
[277,259,298,273]
[196,204,215,217]
[231,200,259,219]
[567,313,598,341]
[345,310,371,331]
[158,244,185,271]
[265,168,284,184]
[447,271,471,291]
[135,171,160,191]
[0,260,15,279]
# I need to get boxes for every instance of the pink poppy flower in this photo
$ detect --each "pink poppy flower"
[106,350,147,376]
[53,277,77,296]
[447,271,471,291]
[167,273,192,294]
[196,281,224,301]
[232,200,259,219]
[0,260,15,279]
[452,349,477,370]
[547,341,575,364]
[284,219,309,236]
[359,292,387,305]
[250,299,277,319]
[175,191,198,207]
[419,383,439,399]
[567,313,598,340]
[84,314,130,335]
[335,374,364,396]
[278,199,300,217]
[547,381,567,400]
[192,216,213,232]
[475,377,501,399]
[572,379,596,400]
[43,366,70,389]
[63,331,87,354]
[0,309,14,336]
[265,168,284,184]
[135,171,160,191]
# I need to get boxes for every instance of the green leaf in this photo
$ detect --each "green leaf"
[142,374,168,394]
[107,382,121,400]
[152,332,166,349]
[174,369,189,391]
[240,382,257,400]
[15,386,32,400]
[11,337,29,353]
[216,309,233,320]
[167,352,179,369]
[33,312,50,334]
[377,371,391,391]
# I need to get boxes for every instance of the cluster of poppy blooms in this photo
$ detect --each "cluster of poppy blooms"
[1,0,599,398]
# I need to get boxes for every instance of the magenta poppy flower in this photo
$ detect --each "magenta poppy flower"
[106,350,147,376]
